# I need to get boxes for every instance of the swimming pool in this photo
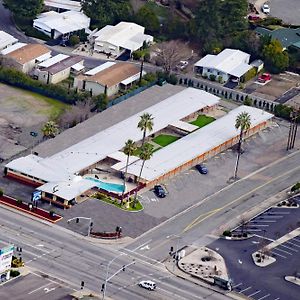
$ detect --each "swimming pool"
[86,177,125,193]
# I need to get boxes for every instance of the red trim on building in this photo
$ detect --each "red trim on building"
[5,172,42,188]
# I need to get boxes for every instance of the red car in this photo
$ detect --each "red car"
[258,73,271,83]
[248,15,261,21]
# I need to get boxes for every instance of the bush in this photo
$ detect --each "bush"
[69,35,80,46]
[274,104,293,120]
[209,74,216,81]
[17,199,22,205]
[202,73,208,79]
[132,50,143,60]
[243,96,253,106]
[291,182,300,192]
[243,67,257,82]
[217,76,223,84]
[0,189,3,197]
[223,230,232,237]
[242,232,248,237]
[10,270,20,277]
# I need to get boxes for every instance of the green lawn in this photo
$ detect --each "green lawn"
[152,134,180,147]
[190,115,215,128]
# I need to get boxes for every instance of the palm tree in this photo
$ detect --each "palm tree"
[137,113,154,147]
[41,121,59,139]
[122,139,136,202]
[133,143,154,207]
[233,112,251,179]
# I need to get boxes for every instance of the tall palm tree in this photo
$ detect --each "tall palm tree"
[233,112,251,179]
[133,143,154,207]
[41,121,59,139]
[122,139,136,202]
[137,113,154,147]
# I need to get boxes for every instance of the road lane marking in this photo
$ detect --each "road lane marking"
[257,294,270,300]
[183,164,300,232]
[28,282,52,294]
[131,239,152,252]
[248,290,261,297]
[233,282,242,288]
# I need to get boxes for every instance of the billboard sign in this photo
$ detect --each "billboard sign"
[32,190,42,203]
[0,245,14,273]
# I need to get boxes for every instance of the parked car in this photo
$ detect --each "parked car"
[176,60,189,70]
[258,73,271,83]
[195,164,208,174]
[262,4,270,14]
[154,185,166,198]
[248,15,261,21]
[138,280,156,291]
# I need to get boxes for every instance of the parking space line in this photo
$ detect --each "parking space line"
[233,282,243,288]
[279,244,298,252]
[28,282,53,295]
[273,298,280,300]
[248,290,261,297]
[250,220,276,223]
[274,247,292,255]
[250,224,269,227]
[257,294,270,300]
[239,286,252,293]
[271,250,286,258]
[286,241,300,248]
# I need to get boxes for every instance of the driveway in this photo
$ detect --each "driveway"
[270,0,300,25]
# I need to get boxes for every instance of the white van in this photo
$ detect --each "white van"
[138,280,156,290]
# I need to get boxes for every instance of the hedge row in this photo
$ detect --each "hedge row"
[0,67,89,104]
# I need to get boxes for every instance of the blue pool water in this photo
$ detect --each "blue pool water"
[86,177,125,193]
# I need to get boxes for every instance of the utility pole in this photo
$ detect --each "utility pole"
[286,108,299,151]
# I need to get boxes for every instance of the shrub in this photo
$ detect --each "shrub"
[291,182,300,192]
[243,67,257,82]
[132,50,143,60]
[217,76,223,84]
[242,232,248,238]
[0,189,3,197]
[202,73,208,79]
[17,199,22,205]
[243,96,253,106]
[10,270,20,277]
[274,104,293,120]
[69,35,80,46]
[49,210,55,217]
[209,74,216,81]
[144,52,151,62]
[281,201,286,205]
[223,230,232,237]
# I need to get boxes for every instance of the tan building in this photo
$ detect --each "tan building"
[1,44,51,74]
[74,62,142,97]
[37,55,84,84]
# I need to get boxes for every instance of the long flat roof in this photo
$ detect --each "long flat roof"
[6,88,219,182]
[0,31,18,50]
[44,0,81,12]
[38,54,69,68]
[118,106,273,181]
[0,42,26,55]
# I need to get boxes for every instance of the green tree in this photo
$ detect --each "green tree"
[137,112,154,147]
[122,139,136,202]
[133,143,154,207]
[81,0,132,28]
[41,121,59,139]
[135,5,160,33]
[69,35,80,46]
[233,112,251,179]
[3,0,43,19]
[262,39,289,73]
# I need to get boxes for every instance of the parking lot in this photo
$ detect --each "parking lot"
[208,196,300,300]
[269,0,300,25]
[0,272,75,300]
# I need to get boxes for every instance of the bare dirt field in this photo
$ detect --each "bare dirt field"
[0,83,67,160]
[252,73,300,100]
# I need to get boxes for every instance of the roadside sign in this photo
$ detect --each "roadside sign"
[32,190,42,203]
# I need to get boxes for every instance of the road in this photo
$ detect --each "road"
[0,207,229,300]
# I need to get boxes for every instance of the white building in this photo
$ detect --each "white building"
[0,243,14,281]
[33,11,90,39]
[44,0,82,12]
[91,22,153,58]
[194,49,252,83]
[0,31,18,51]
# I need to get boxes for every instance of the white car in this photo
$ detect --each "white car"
[138,280,156,290]
[262,4,270,14]
[176,60,189,70]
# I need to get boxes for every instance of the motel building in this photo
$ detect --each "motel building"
[4,87,273,209]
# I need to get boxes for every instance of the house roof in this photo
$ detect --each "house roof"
[38,54,69,68]
[4,44,50,64]
[86,63,140,87]
[194,48,251,78]
[44,0,81,12]
[118,106,273,181]
[94,22,153,52]
[0,31,17,50]
[44,55,83,75]
[0,42,27,55]
[34,11,90,35]
[5,88,220,183]
[255,27,300,49]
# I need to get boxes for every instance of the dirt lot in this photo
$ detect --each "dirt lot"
[252,72,300,101]
[0,83,67,160]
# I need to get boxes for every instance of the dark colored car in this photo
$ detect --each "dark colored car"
[195,164,208,174]
[154,185,166,198]
[248,15,261,21]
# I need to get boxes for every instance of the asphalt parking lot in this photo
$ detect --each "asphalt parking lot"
[270,0,300,25]
[208,196,300,300]
[0,272,74,300]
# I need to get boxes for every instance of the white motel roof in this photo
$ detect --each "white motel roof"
[194,48,252,78]
[0,31,18,50]
[6,88,219,183]
[118,106,273,181]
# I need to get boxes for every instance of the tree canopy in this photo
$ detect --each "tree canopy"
[3,0,43,19]
[81,0,133,28]
[135,5,160,33]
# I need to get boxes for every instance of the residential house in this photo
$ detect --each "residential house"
[36,55,84,84]
[44,0,82,12]
[0,31,18,51]
[74,62,143,97]
[194,49,252,83]
[33,11,90,39]
[1,44,51,73]
[90,22,153,58]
